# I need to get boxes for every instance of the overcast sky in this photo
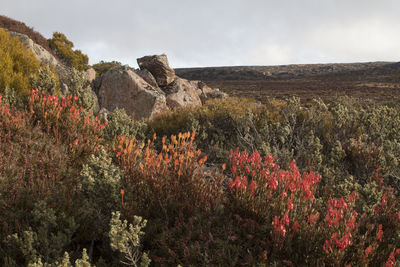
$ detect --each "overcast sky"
[2,0,400,68]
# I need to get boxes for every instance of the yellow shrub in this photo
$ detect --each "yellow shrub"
[0,29,40,96]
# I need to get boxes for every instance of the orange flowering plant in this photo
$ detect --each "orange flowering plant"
[114,131,224,221]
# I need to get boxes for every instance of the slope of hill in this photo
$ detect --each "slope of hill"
[0,15,58,59]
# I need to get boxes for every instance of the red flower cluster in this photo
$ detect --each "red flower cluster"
[272,212,290,237]
[323,232,352,253]
[325,194,357,229]
[386,249,400,267]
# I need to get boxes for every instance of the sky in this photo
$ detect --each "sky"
[2,0,400,68]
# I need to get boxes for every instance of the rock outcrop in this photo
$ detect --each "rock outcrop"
[189,80,227,103]
[95,54,228,120]
[8,30,59,67]
[97,66,168,120]
[137,54,175,87]
[5,29,72,85]
[164,77,202,108]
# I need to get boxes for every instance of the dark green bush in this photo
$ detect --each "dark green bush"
[92,61,122,77]
[48,32,89,71]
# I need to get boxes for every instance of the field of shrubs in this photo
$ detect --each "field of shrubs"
[1,87,400,266]
[0,23,399,266]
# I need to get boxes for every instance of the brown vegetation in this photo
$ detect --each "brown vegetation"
[176,62,400,104]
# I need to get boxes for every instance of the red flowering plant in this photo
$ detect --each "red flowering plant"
[358,186,400,265]
[28,89,106,161]
[321,192,360,265]
[386,248,400,267]
[225,148,400,265]
[0,92,79,239]
[225,148,322,262]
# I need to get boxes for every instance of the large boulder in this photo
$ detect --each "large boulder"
[164,77,202,109]
[137,54,175,87]
[97,66,168,120]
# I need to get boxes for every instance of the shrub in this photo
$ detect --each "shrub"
[0,28,41,97]
[28,89,105,161]
[109,211,150,266]
[115,131,224,220]
[48,32,89,71]
[92,60,122,77]
[149,97,266,162]
[101,107,148,142]
[78,147,122,248]
[225,148,400,266]
[29,64,60,95]
[114,132,226,264]
[65,69,99,114]
[0,91,106,264]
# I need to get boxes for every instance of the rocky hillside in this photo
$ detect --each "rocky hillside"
[0,15,226,120]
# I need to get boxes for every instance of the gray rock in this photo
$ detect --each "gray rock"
[60,83,69,95]
[98,66,168,120]
[188,80,227,103]
[164,77,202,109]
[189,80,213,103]
[85,68,96,83]
[135,69,159,88]
[207,88,228,99]
[137,54,175,87]
[98,107,110,122]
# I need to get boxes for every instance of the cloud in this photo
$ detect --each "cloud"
[307,18,400,62]
[1,0,399,67]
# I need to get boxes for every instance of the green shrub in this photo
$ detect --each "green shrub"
[48,32,89,71]
[92,60,122,77]
[65,69,99,114]
[78,147,122,248]
[109,211,150,266]
[101,107,148,142]
[29,64,60,95]
[0,28,41,97]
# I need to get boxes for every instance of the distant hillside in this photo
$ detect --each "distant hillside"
[176,62,400,104]
[175,62,397,81]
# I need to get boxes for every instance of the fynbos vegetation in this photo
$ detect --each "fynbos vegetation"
[0,17,399,266]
